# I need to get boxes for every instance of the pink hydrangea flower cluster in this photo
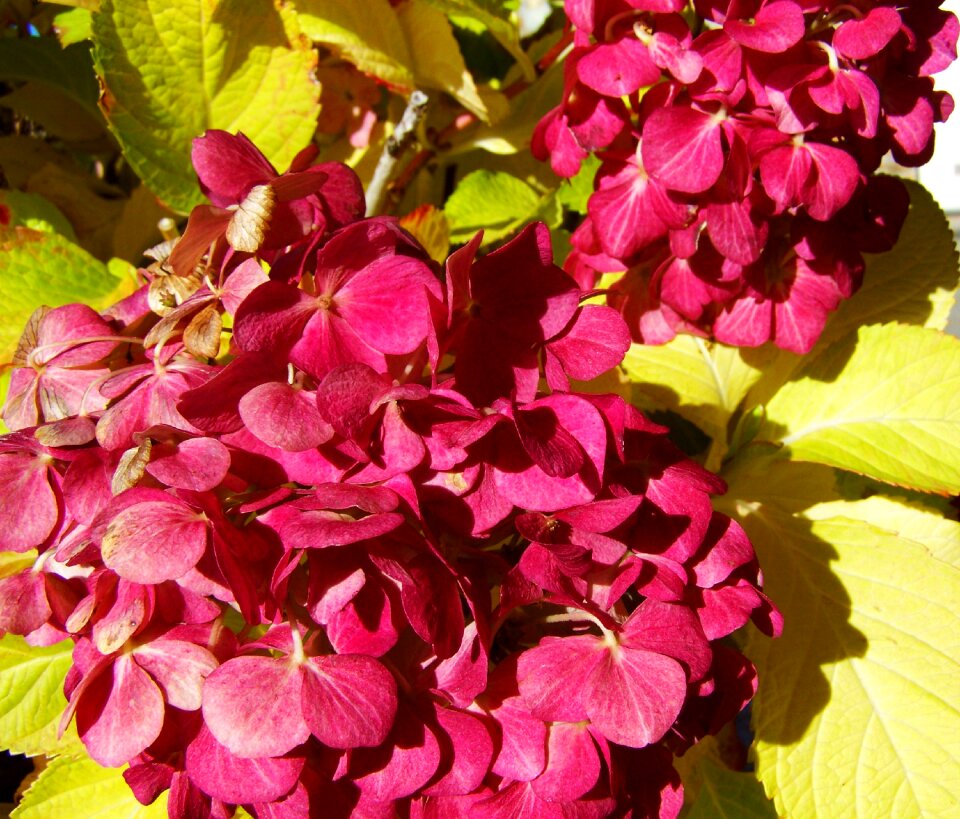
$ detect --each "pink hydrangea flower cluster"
[0,132,780,818]
[534,0,959,352]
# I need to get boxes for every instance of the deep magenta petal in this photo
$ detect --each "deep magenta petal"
[642,106,726,193]
[192,130,277,207]
[185,723,304,805]
[240,382,333,451]
[77,655,165,767]
[834,7,901,60]
[584,645,686,747]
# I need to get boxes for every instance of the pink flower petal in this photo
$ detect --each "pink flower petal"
[185,723,304,805]
[0,452,58,553]
[145,437,231,491]
[101,499,209,584]
[77,655,165,767]
[240,381,333,451]
[301,654,398,748]
[531,722,600,802]
[133,639,219,711]
[642,106,726,194]
[202,656,309,758]
[585,645,687,747]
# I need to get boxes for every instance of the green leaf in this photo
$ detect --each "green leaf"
[0,191,77,240]
[12,754,167,818]
[397,0,505,123]
[555,154,600,215]
[0,39,100,120]
[53,7,94,46]
[760,323,960,495]
[685,760,777,819]
[419,0,534,80]
[0,228,126,363]
[92,0,321,213]
[295,0,415,91]
[824,180,960,341]
[738,509,960,818]
[0,635,80,757]
[803,496,960,567]
[621,338,776,442]
[444,169,547,244]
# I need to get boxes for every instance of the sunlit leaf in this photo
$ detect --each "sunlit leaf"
[803,496,960,567]
[295,0,414,90]
[397,0,505,123]
[760,324,960,494]
[555,154,600,215]
[825,180,959,341]
[444,169,554,244]
[419,0,534,79]
[12,753,166,818]
[53,7,94,46]
[0,229,128,363]
[622,338,775,442]
[92,0,320,213]
[0,635,80,757]
[0,191,76,240]
[737,509,960,819]
[399,205,450,263]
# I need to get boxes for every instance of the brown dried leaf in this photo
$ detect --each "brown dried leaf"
[183,304,223,360]
[111,438,152,495]
[225,184,275,252]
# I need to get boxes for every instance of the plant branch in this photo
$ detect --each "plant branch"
[365,90,430,217]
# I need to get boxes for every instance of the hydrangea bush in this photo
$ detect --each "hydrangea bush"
[0,1,958,818]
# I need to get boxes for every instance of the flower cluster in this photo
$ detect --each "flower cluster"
[0,132,779,817]
[534,0,958,352]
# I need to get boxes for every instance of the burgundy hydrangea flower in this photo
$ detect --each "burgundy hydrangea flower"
[535,0,959,352]
[0,134,780,818]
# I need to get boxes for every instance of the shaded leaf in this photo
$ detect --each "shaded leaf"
[685,759,776,819]
[0,190,76,239]
[0,38,100,120]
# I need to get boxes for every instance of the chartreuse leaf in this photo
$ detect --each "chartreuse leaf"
[760,324,960,495]
[294,0,415,91]
[555,154,600,215]
[444,170,557,244]
[54,7,94,46]
[0,635,80,756]
[92,0,320,213]
[621,338,776,443]
[0,228,128,363]
[419,0,534,79]
[803,496,960,567]
[397,0,506,123]
[735,507,960,818]
[0,191,77,240]
[12,754,166,818]
[744,182,960,409]
[825,180,959,341]
[685,760,777,819]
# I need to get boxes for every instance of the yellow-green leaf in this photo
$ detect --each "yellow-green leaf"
[824,180,959,341]
[295,0,414,91]
[0,635,80,757]
[397,0,504,123]
[685,760,777,819]
[760,323,960,494]
[53,7,94,46]
[419,0,534,79]
[444,169,547,244]
[0,228,126,363]
[803,496,960,567]
[622,338,775,442]
[738,510,960,818]
[12,754,166,818]
[92,0,320,214]
[0,191,76,240]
